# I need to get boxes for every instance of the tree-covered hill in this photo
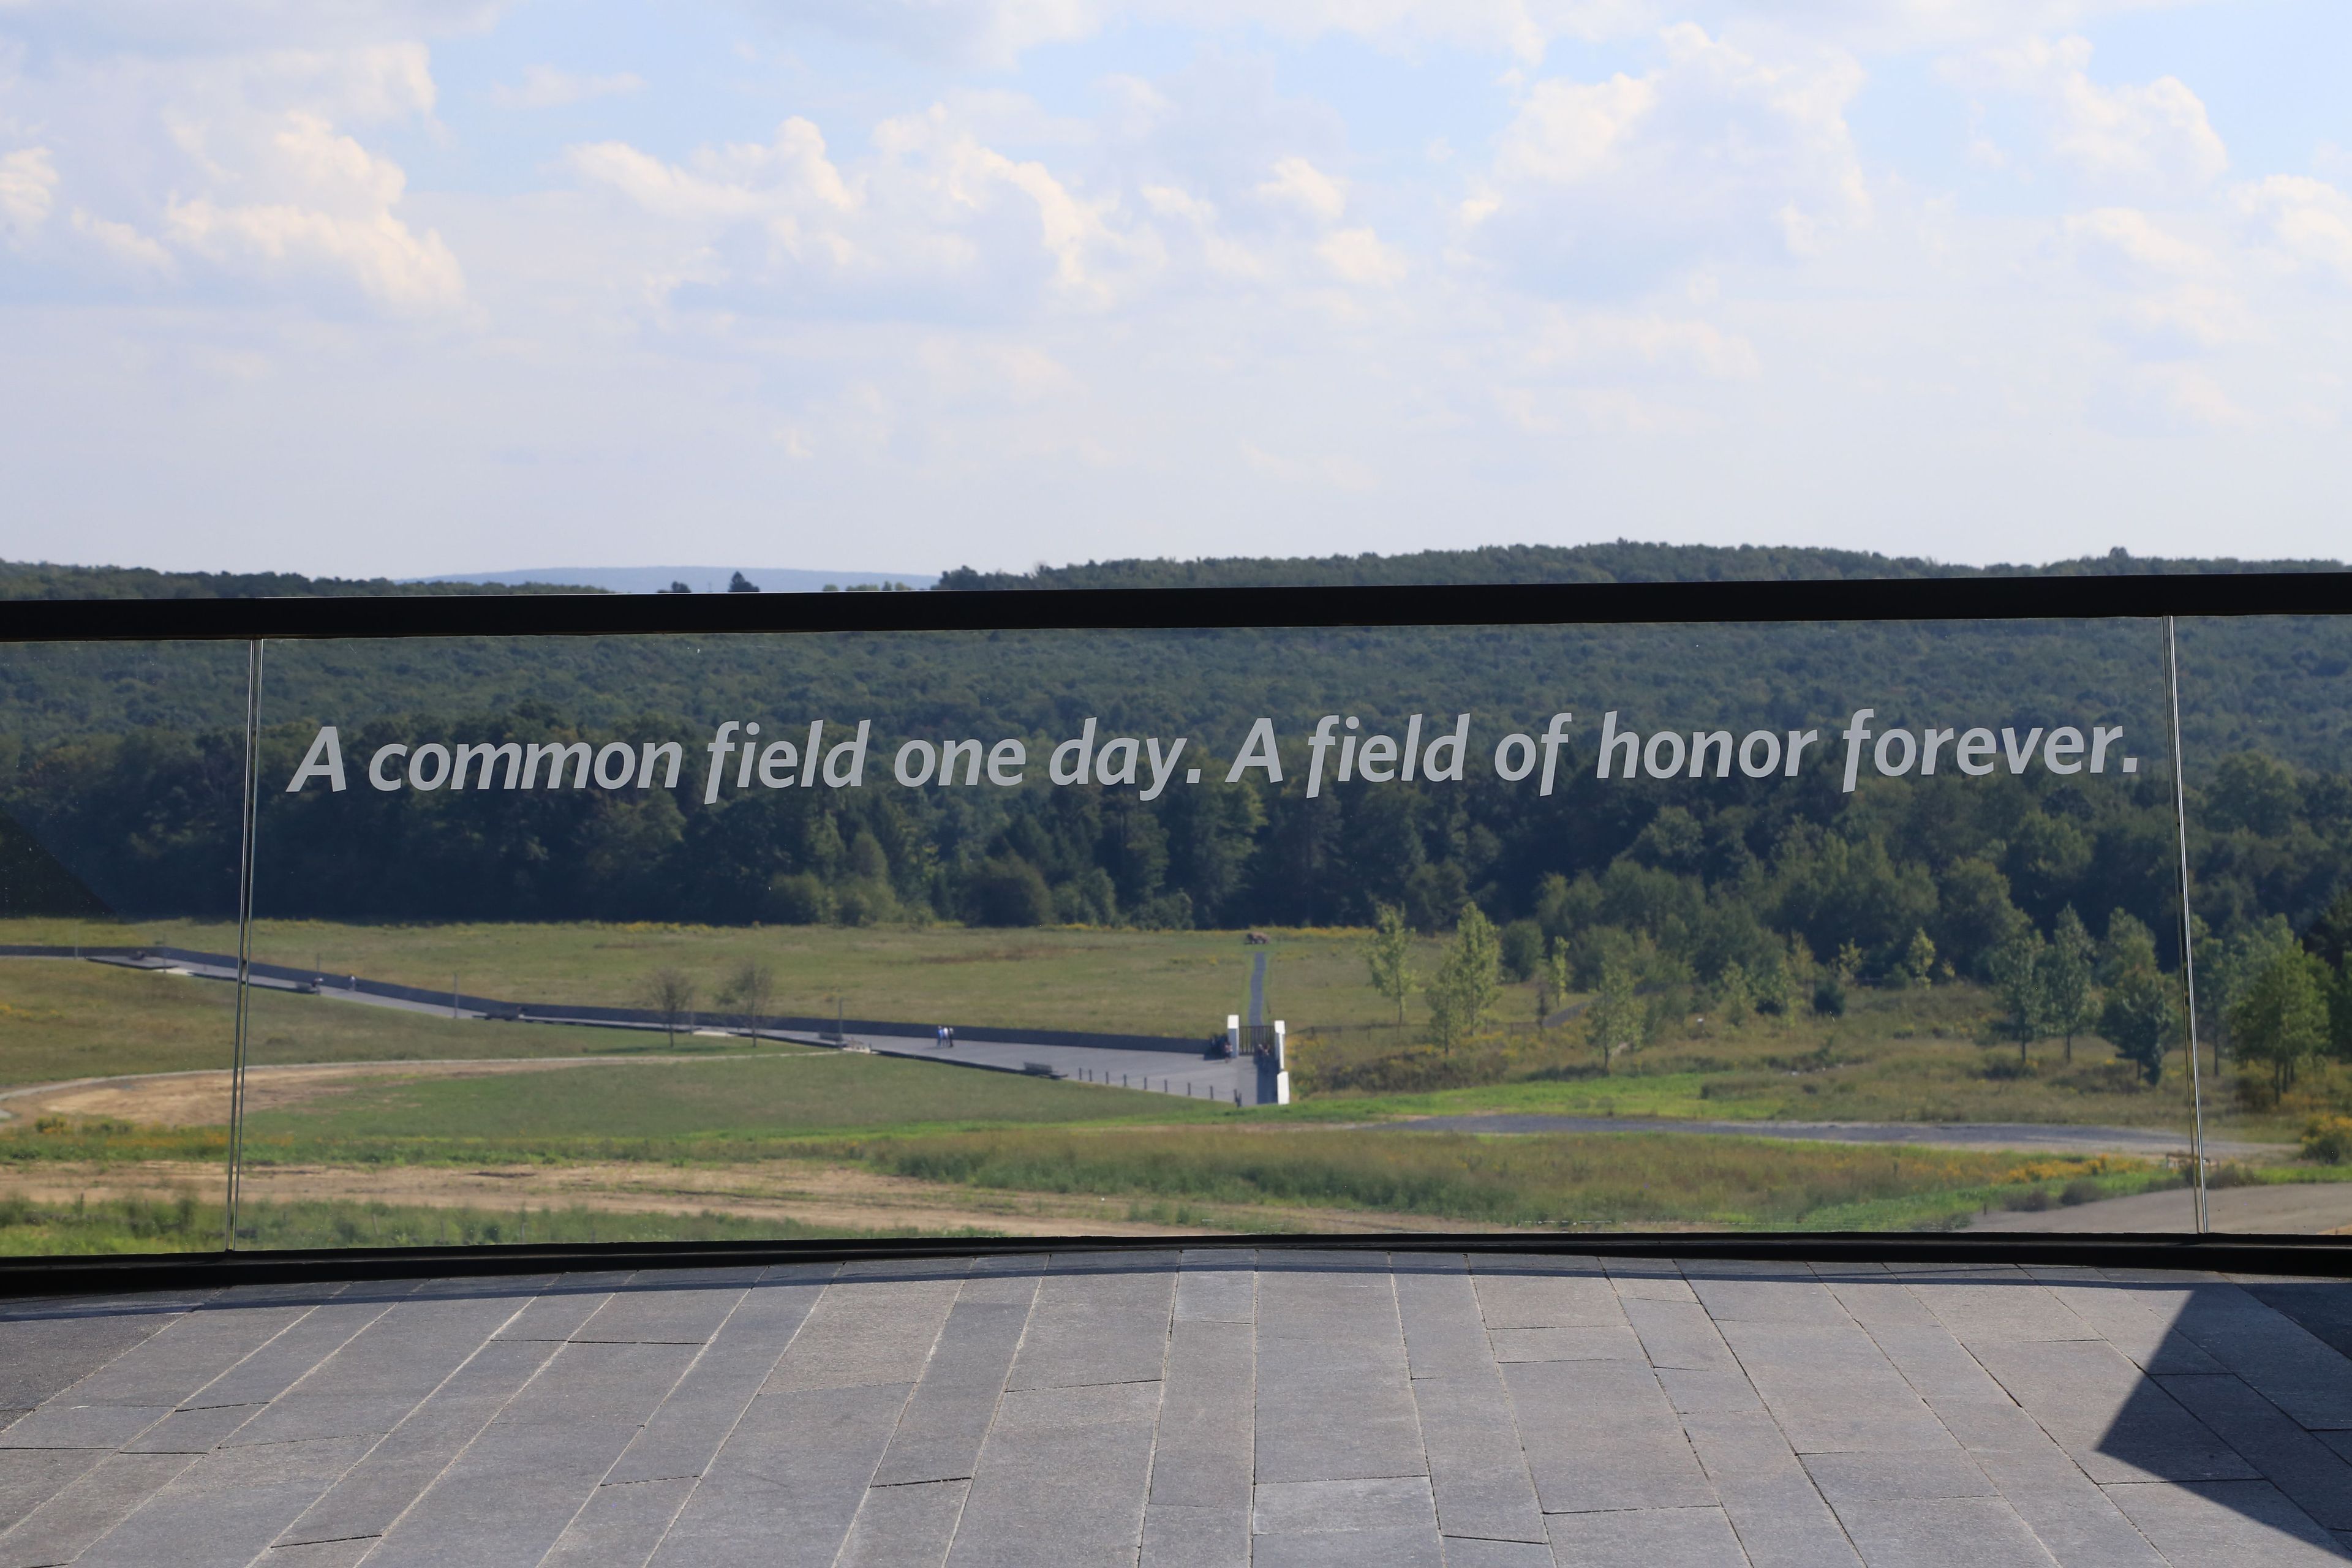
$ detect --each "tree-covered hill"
[0,562,602,601]
[937,543,2348,592]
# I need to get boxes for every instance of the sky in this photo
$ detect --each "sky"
[1,1,2347,578]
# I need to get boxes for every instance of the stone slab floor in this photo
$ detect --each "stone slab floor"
[4,1251,2351,1566]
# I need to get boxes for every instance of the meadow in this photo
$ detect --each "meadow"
[1,915,1439,1039]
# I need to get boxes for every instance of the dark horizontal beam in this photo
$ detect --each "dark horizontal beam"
[2,1232,2345,1299]
[4,571,2350,643]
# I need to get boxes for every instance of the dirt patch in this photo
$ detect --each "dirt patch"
[0,1054,832,1130]
[2,1156,1537,1239]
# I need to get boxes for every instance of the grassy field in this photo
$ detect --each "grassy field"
[0,1191,995,1254]
[1,916,1442,1038]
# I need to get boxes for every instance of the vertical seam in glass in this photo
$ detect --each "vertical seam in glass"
[2163,616,2209,1234]
[225,638,265,1251]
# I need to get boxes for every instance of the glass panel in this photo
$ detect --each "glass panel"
[0,641,247,1256]
[236,614,2198,1246]
[2181,611,2352,1234]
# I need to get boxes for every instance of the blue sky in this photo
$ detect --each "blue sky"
[1,0,2347,577]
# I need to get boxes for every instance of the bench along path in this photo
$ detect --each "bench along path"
[2,1252,2348,1566]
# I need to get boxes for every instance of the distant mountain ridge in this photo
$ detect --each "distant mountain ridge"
[938,543,2349,592]
[419,568,935,594]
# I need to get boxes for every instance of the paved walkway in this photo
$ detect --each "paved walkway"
[3,1251,2350,1566]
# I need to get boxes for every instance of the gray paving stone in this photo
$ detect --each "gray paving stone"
[1656,1368,1766,1415]
[1820,1273,1944,1330]
[2169,1288,2352,1430]
[74,1435,372,1568]
[0,1453,195,1568]
[2157,1373,2352,1529]
[1174,1251,1256,1324]
[492,1340,699,1429]
[51,1306,315,1409]
[0,1401,170,1450]
[2106,1479,2346,1565]
[1972,1338,2255,1483]
[1683,1409,1863,1568]
[274,1336,562,1547]
[120,1400,260,1452]
[2031,1283,2226,1374]
[1469,1257,1619,1330]
[1410,1374,1544,1545]
[1504,1360,1713,1513]
[1005,1253,1175,1392]
[1257,1264,1423,1485]
[572,1284,747,1346]
[1865,1322,2011,1403]
[364,1418,632,1568]
[1826,1495,2064,1567]
[1254,1476,1435,1534]
[1604,1257,1696,1302]
[1716,1321,1956,1454]
[225,1292,527,1448]
[1147,1318,1253,1512]
[1433,1538,1553,1567]
[2236,1278,2352,1362]
[1683,1266,1849,1327]
[1249,1525,1444,1567]
[1619,1297,1739,1373]
[837,1479,968,1568]
[1544,1504,1747,1567]
[0,1450,101,1534]
[872,1289,1036,1485]
[1802,1449,1995,1502]
[1142,1502,1247,1568]
[1487,1325,1645,1363]
[650,1381,911,1568]
[947,1381,1159,1568]
[0,1314,177,1415]
[1393,1257,1494,1382]
[494,1287,617,1342]
[1906,1280,2098,1347]
[541,1477,698,1568]
[764,1268,963,1392]
[260,1540,375,1567]
[182,1302,393,1410]
[603,1272,829,1487]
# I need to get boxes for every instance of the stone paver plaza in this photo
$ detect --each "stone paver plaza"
[4,1250,2351,1566]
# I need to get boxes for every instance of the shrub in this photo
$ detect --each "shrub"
[1812,978,1847,1017]
[2059,1178,2104,1206]
[2299,1117,2352,1164]
[1499,919,1545,982]
[2002,1186,2053,1212]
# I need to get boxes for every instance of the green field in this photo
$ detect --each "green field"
[2,916,1441,1039]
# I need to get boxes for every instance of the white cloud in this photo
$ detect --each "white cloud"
[2239,175,2352,285]
[2092,361,2250,434]
[0,0,503,50]
[1948,36,2225,188]
[489,64,642,110]
[1257,156,1347,223]
[1317,225,1403,284]
[1532,308,1760,379]
[70,207,175,273]
[0,145,56,244]
[2063,205,2214,280]
[1468,25,1868,289]
[569,104,1155,314]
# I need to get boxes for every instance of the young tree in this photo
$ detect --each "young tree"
[1427,905,1502,1055]
[718,959,777,1042]
[1903,929,1937,987]
[2230,949,2329,1101]
[1989,928,2048,1067]
[640,967,696,1047]
[1583,950,1643,1075]
[2043,907,2101,1062]
[2100,963,2177,1086]
[1716,961,1753,1027]
[1364,902,1417,1027]
[1540,935,1572,1031]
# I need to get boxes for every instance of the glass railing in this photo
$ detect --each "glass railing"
[6,584,2345,1254]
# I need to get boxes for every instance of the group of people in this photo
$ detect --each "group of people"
[933,1024,957,1049]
